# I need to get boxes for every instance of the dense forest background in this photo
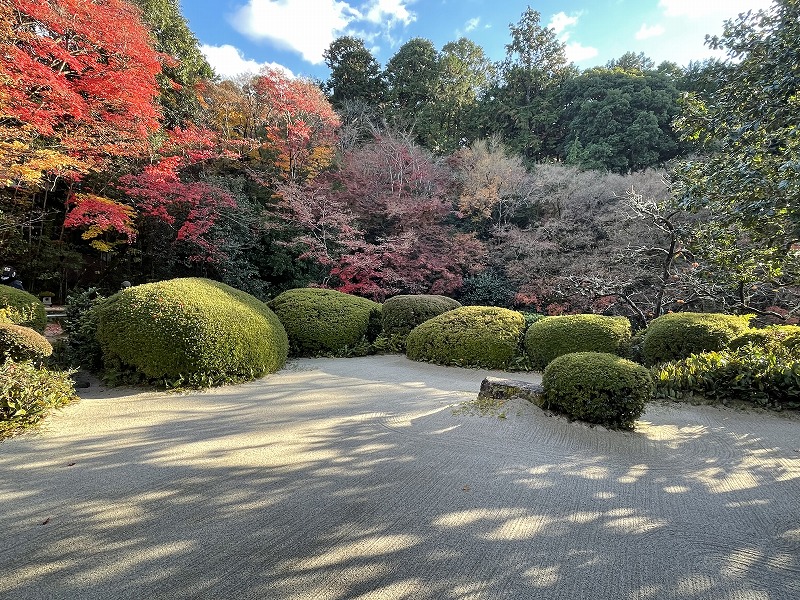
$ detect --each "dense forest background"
[1,0,797,325]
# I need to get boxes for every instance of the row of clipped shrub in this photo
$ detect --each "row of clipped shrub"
[7,279,795,435]
[262,288,799,423]
[50,279,783,390]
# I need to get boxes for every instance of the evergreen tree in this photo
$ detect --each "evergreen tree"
[323,36,387,108]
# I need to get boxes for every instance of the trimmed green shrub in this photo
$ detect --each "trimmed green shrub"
[382,294,461,350]
[405,306,526,369]
[0,287,46,333]
[0,324,53,364]
[653,345,800,408]
[0,359,78,438]
[269,288,381,356]
[642,312,752,366]
[543,352,653,430]
[96,278,288,387]
[524,314,632,370]
[729,325,800,355]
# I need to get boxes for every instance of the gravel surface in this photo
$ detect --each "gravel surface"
[1,355,798,599]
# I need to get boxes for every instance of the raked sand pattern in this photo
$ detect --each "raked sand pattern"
[1,355,799,599]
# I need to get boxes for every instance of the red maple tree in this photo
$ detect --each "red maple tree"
[63,193,137,251]
[277,133,485,299]
[119,155,237,262]
[1,0,164,172]
[202,69,340,184]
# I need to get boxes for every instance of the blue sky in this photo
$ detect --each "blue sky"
[179,0,774,80]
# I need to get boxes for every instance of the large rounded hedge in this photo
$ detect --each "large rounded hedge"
[642,312,752,365]
[382,294,461,338]
[542,352,653,430]
[269,288,381,356]
[0,287,47,333]
[405,306,526,369]
[0,323,53,364]
[524,314,632,370]
[95,278,288,386]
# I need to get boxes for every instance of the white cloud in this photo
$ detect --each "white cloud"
[548,12,578,37]
[658,0,773,19]
[546,12,593,63]
[230,0,417,65]
[231,0,359,65]
[363,0,415,26]
[464,17,480,33]
[635,23,665,40]
[200,44,294,79]
[565,42,598,63]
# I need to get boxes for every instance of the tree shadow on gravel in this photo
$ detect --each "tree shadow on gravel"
[0,359,798,599]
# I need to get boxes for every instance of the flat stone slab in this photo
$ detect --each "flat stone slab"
[478,376,545,407]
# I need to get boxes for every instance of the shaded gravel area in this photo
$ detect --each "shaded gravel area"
[1,355,798,599]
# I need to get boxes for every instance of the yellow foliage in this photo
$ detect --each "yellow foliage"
[305,145,336,180]
[0,132,87,190]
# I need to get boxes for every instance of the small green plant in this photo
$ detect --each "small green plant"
[0,359,78,439]
[542,352,653,430]
[652,345,800,408]
[0,287,47,333]
[642,312,752,365]
[62,287,106,371]
[371,332,408,354]
[524,314,632,370]
[269,288,381,357]
[0,323,53,365]
[405,306,527,370]
[520,311,547,329]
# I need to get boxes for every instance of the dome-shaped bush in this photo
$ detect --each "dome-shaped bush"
[95,278,288,386]
[0,323,53,364]
[542,352,653,430]
[269,288,381,356]
[642,312,752,366]
[729,325,800,354]
[0,287,46,333]
[405,306,526,369]
[524,314,632,370]
[382,294,461,338]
